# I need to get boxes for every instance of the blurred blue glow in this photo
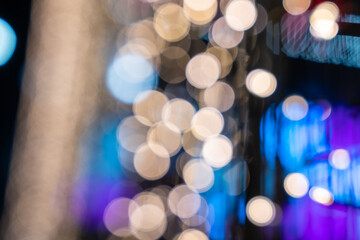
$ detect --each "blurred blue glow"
[237,194,246,225]
[261,103,360,206]
[262,102,327,172]
[279,13,360,69]
[73,118,125,227]
[207,193,227,240]
[260,104,278,169]
[342,14,360,24]
[0,18,16,66]
[106,54,158,104]
[283,102,307,120]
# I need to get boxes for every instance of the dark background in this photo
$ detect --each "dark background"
[0,0,32,216]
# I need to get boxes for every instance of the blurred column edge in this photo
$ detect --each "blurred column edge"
[0,0,106,239]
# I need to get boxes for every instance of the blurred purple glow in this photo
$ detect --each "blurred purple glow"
[73,179,140,228]
[283,196,360,240]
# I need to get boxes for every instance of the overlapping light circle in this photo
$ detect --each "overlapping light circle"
[191,107,224,140]
[202,135,233,168]
[283,0,311,16]
[183,159,215,192]
[186,53,221,89]
[245,69,277,97]
[134,143,170,180]
[309,1,339,40]
[154,3,191,42]
[183,0,218,25]
[225,0,258,31]
[211,17,244,49]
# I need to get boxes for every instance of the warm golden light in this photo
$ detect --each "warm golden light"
[309,2,339,40]
[154,3,191,42]
[246,196,276,227]
[183,0,218,25]
[283,0,311,16]
[186,53,221,89]
[133,90,169,126]
[191,107,224,140]
[206,46,234,78]
[147,122,182,156]
[134,143,170,180]
[225,0,257,31]
[309,187,334,206]
[168,184,201,217]
[284,173,309,198]
[203,81,235,112]
[182,129,204,157]
[183,159,215,193]
[129,200,167,240]
[177,229,209,240]
[210,17,244,49]
[162,98,196,132]
[202,135,233,168]
[245,69,277,98]
[117,116,149,153]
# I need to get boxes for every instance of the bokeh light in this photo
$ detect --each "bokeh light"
[202,135,233,168]
[186,53,221,89]
[129,200,167,240]
[309,2,339,40]
[206,46,234,79]
[309,187,334,206]
[181,196,209,227]
[225,0,257,31]
[177,229,209,240]
[133,90,169,126]
[203,81,235,112]
[162,98,196,132]
[191,107,224,140]
[154,3,191,42]
[106,54,158,104]
[283,0,311,16]
[103,198,133,237]
[210,17,244,49]
[168,184,201,217]
[0,18,17,66]
[282,95,309,120]
[147,122,182,156]
[245,69,277,97]
[117,116,149,153]
[183,0,218,25]
[246,196,276,227]
[133,143,170,180]
[284,173,309,198]
[329,149,351,170]
[183,159,215,193]
[182,129,205,157]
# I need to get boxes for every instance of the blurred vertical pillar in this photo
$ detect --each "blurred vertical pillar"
[1,0,106,239]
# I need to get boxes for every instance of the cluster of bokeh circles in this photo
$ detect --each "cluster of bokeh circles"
[101,0,280,238]
[282,0,340,40]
